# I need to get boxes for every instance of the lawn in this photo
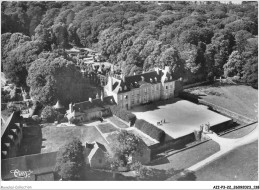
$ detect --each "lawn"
[108,116,129,129]
[149,140,220,172]
[41,124,108,153]
[131,98,231,139]
[97,123,118,134]
[186,85,258,120]
[194,140,258,181]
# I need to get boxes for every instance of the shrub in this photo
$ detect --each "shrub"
[179,91,199,103]
[135,119,165,143]
[110,105,136,126]
[41,106,58,122]
[32,115,41,123]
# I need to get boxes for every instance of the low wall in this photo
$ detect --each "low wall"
[150,133,195,158]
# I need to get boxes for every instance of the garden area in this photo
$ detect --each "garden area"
[107,116,129,129]
[97,123,118,134]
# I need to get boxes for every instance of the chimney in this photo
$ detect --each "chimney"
[89,97,92,102]
[101,93,104,101]
[154,67,160,75]
[69,103,73,113]
[134,72,136,75]
[141,76,145,81]
[120,74,125,82]
[96,92,100,99]
[164,66,170,73]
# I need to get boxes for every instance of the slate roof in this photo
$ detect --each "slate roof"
[73,96,116,112]
[1,111,21,137]
[88,141,107,160]
[1,151,57,181]
[110,68,174,94]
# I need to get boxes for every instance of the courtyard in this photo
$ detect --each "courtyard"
[131,98,232,139]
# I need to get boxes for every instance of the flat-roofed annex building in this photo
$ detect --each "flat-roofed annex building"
[104,66,183,110]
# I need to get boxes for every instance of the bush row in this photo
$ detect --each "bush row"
[109,105,136,126]
[179,91,199,103]
[135,119,165,143]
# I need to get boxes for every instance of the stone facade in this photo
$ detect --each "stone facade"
[104,67,183,110]
[65,96,115,123]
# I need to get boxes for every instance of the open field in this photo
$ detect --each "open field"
[41,123,108,153]
[131,98,231,139]
[194,140,258,181]
[185,85,258,120]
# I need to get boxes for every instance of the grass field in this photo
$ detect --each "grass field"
[194,140,258,181]
[41,124,108,153]
[150,140,220,172]
[97,123,118,133]
[186,85,258,120]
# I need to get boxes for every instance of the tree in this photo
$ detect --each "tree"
[41,105,58,122]
[109,130,142,169]
[27,53,86,105]
[3,40,43,87]
[54,138,85,180]
[241,38,258,88]
[223,51,243,78]
[235,30,253,54]
[51,22,69,49]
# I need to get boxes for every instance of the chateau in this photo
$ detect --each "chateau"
[104,66,183,110]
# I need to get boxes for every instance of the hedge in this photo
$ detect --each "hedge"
[179,91,199,103]
[109,105,136,126]
[135,119,165,143]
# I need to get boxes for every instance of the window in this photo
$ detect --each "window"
[166,86,168,90]
[125,95,128,99]
[131,97,134,105]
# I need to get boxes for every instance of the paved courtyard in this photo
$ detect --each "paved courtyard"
[131,98,232,139]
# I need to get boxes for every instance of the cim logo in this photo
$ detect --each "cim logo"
[10,169,33,178]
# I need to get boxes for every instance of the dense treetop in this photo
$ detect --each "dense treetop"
[1,1,258,91]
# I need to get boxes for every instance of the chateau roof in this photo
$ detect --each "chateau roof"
[73,96,116,112]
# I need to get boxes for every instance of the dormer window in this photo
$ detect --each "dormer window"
[165,77,168,81]
[150,78,153,83]
[154,77,157,82]
[124,86,127,90]
[119,87,122,91]
[170,76,172,80]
